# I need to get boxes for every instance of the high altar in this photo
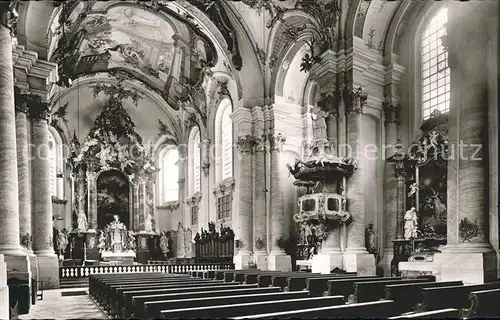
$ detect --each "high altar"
[63,83,160,264]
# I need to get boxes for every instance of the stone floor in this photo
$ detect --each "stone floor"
[19,287,106,319]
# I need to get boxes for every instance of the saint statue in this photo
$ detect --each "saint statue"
[310,106,329,140]
[97,231,106,252]
[404,207,418,239]
[144,213,153,232]
[306,229,320,260]
[77,210,88,231]
[127,231,136,251]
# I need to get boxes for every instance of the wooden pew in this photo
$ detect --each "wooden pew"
[128,286,278,319]
[145,291,313,318]
[159,295,345,319]
[324,276,398,298]
[384,280,463,314]
[232,270,281,283]
[305,275,375,296]
[388,308,460,318]
[111,281,239,314]
[90,273,185,296]
[283,273,357,293]
[419,282,500,312]
[230,300,397,319]
[97,276,199,305]
[104,278,217,307]
[352,278,433,303]
[460,288,500,318]
[225,269,268,282]
[258,272,316,287]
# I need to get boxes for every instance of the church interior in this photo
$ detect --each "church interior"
[0,0,499,318]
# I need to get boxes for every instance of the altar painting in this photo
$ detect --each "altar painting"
[97,170,130,229]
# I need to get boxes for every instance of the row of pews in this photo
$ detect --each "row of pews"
[88,269,500,319]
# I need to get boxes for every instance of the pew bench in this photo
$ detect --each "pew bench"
[145,291,312,318]
[128,286,277,318]
[324,276,399,298]
[352,278,433,303]
[384,281,463,314]
[419,282,500,312]
[90,273,184,296]
[231,300,397,319]
[388,308,460,318]
[257,271,318,287]
[159,295,345,319]
[460,288,500,318]
[111,280,236,314]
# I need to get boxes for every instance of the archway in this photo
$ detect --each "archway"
[97,170,130,229]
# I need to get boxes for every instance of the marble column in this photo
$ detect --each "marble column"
[32,119,59,288]
[435,1,496,284]
[86,171,97,230]
[231,108,253,269]
[199,138,210,229]
[0,23,24,257]
[16,105,32,252]
[383,103,401,245]
[177,146,187,228]
[268,132,291,271]
[343,88,375,275]
[252,107,268,269]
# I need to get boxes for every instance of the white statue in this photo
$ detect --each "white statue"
[310,106,329,140]
[108,214,126,253]
[408,182,419,197]
[144,213,153,232]
[77,210,88,231]
[404,207,418,239]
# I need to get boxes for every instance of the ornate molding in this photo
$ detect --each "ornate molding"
[15,91,50,121]
[201,161,210,177]
[186,193,202,207]
[213,178,235,198]
[236,135,263,154]
[344,86,368,115]
[0,1,19,36]
[383,101,401,126]
[266,132,287,152]
[157,202,180,212]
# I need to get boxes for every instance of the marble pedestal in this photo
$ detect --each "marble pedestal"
[433,245,497,284]
[0,254,9,319]
[268,252,292,271]
[398,261,435,278]
[343,252,376,275]
[312,251,343,274]
[233,251,252,270]
[36,254,59,289]
[254,251,268,270]
[101,251,136,265]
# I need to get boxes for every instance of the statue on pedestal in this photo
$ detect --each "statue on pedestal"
[306,229,320,260]
[77,210,88,231]
[310,106,329,140]
[404,207,418,239]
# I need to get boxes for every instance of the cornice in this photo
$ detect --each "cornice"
[231,107,253,124]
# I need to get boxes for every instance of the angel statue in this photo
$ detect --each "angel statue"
[144,213,153,232]
[429,131,439,149]
[127,231,136,251]
[408,182,419,197]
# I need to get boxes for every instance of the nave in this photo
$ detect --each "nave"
[80,269,499,319]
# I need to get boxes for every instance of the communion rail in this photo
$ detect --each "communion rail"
[59,262,234,279]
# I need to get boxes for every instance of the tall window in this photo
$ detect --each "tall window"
[162,148,179,202]
[221,104,233,180]
[48,132,57,197]
[190,128,201,194]
[422,8,449,120]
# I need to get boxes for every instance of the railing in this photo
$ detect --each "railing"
[59,262,234,278]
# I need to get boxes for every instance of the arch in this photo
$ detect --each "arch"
[48,126,64,199]
[157,145,179,204]
[188,126,202,196]
[214,98,233,184]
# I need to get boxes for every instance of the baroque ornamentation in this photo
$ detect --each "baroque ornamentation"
[15,93,51,122]
[0,1,19,36]
[201,161,210,177]
[266,132,287,152]
[344,86,368,115]
[459,218,480,243]
[283,0,342,72]
[383,101,401,126]
[243,0,286,29]
[236,135,263,154]
[255,237,266,250]
[217,79,230,100]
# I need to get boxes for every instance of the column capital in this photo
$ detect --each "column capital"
[236,134,262,154]
[382,101,401,127]
[344,86,368,115]
[316,91,340,118]
[266,132,287,152]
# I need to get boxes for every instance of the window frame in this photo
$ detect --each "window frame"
[158,146,180,204]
